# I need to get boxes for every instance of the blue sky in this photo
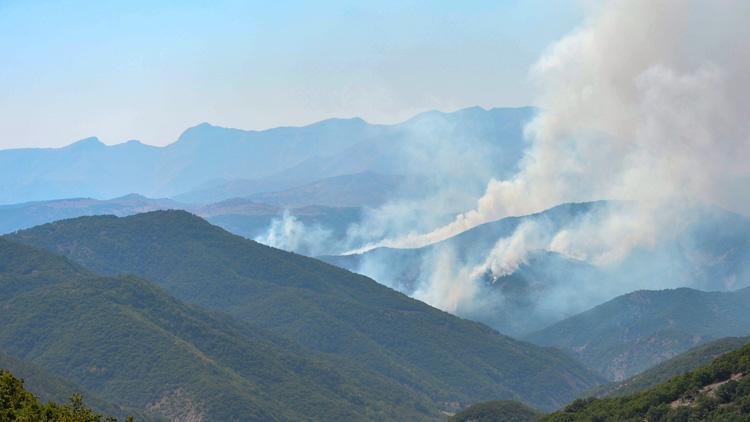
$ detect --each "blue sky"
[0,0,582,147]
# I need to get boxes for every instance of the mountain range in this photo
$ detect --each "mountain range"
[0,107,534,205]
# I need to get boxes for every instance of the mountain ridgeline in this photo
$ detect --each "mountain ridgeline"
[4,210,603,418]
[0,107,534,204]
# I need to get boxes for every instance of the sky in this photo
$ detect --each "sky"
[0,0,583,148]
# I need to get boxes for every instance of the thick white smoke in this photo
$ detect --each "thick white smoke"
[360,0,750,331]
[358,0,750,255]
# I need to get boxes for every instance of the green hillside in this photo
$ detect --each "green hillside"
[9,210,603,411]
[448,400,542,422]
[525,288,750,380]
[0,369,118,421]
[589,336,750,398]
[0,237,441,420]
[544,343,750,421]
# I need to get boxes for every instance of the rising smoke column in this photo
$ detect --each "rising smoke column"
[350,0,750,331]
[357,0,750,255]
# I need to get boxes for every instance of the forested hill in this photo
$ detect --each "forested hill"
[0,237,443,420]
[9,210,603,411]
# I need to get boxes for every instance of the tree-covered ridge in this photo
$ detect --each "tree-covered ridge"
[448,400,542,422]
[8,210,603,411]
[0,237,441,421]
[0,370,124,421]
[545,343,750,421]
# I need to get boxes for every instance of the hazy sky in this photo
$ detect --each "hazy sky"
[0,1,582,148]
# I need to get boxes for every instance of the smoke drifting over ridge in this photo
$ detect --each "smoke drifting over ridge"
[355,0,750,256]
[253,1,750,334]
[337,0,750,334]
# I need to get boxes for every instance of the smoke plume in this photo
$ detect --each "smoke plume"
[254,210,333,256]
[347,0,750,334]
[357,0,750,255]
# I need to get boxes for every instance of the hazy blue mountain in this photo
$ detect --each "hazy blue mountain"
[177,171,408,207]
[175,106,534,204]
[9,211,603,412]
[525,287,750,380]
[0,138,160,204]
[0,107,534,205]
[0,194,181,234]
[244,171,406,208]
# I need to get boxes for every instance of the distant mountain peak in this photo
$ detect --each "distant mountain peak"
[64,136,104,150]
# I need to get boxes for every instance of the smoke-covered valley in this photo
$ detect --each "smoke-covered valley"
[249,0,750,337]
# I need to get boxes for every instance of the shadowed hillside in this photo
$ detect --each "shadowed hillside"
[526,288,750,380]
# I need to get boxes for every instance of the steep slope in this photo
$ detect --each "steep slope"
[0,237,441,421]
[526,288,750,380]
[589,336,750,398]
[9,211,603,411]
[545,343,750,421]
